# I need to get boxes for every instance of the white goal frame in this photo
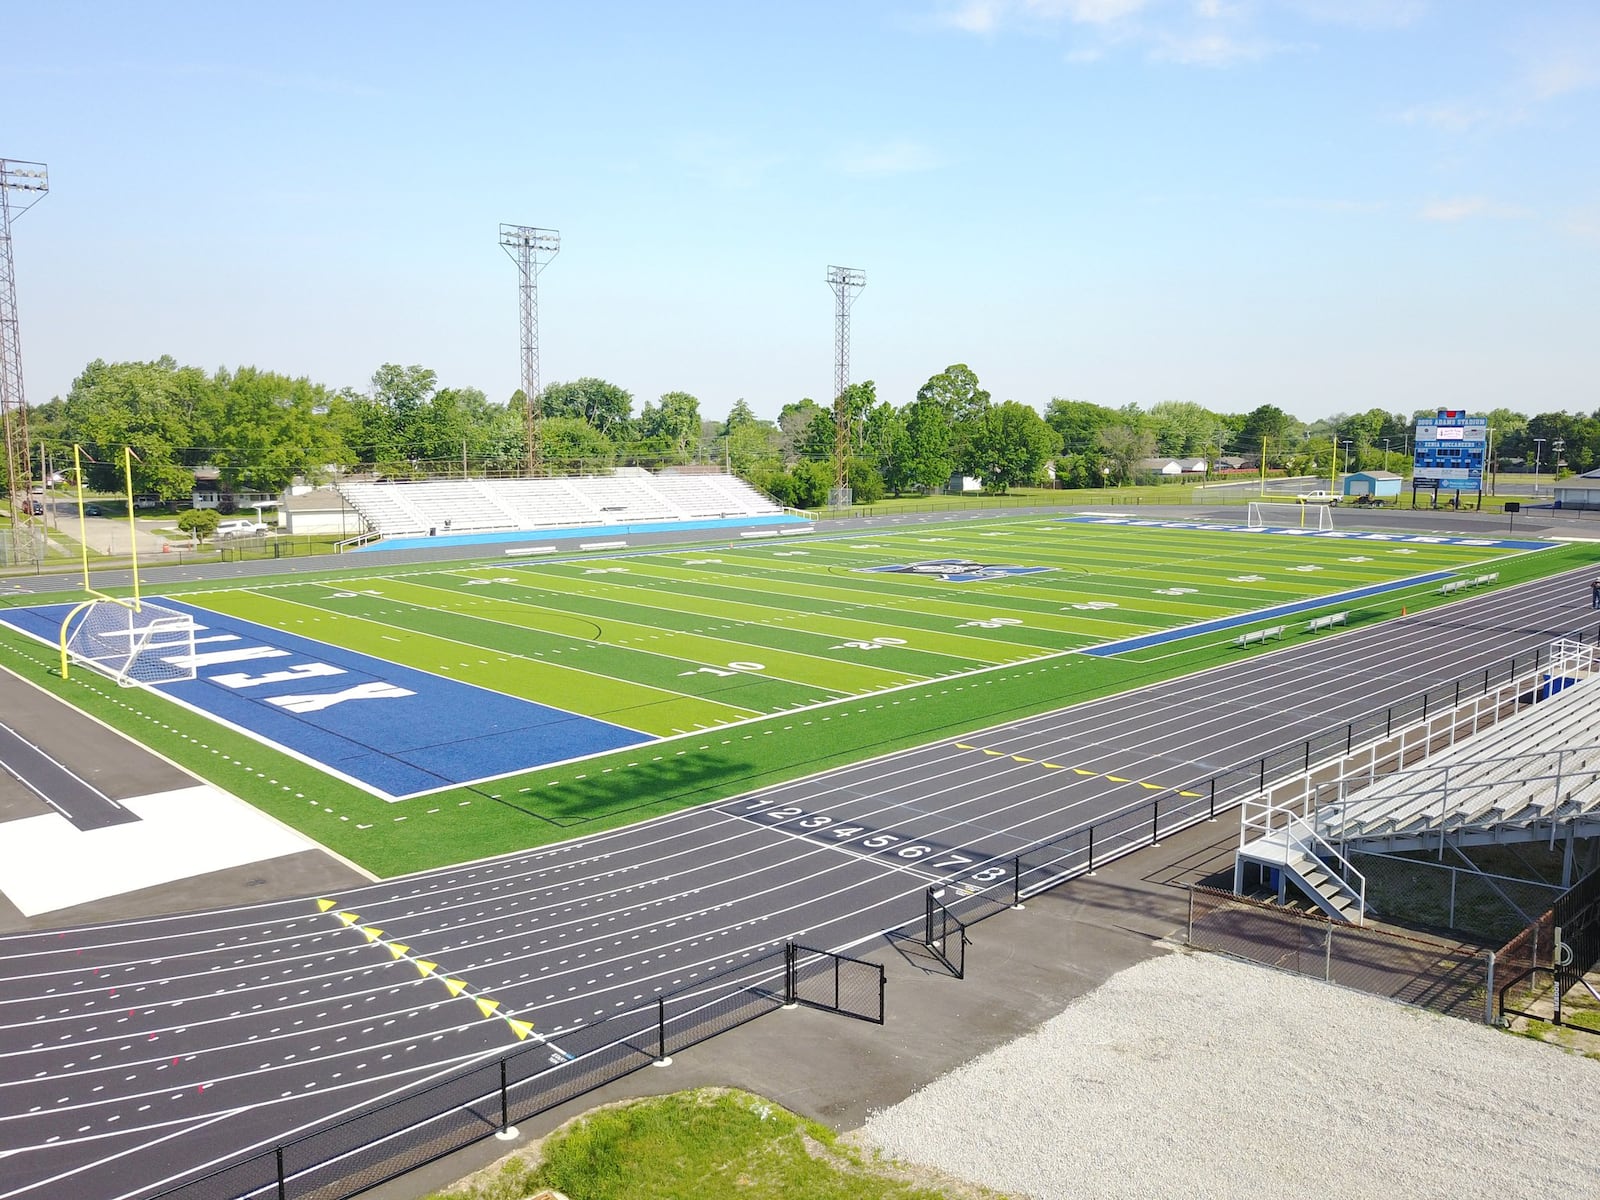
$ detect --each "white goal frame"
[1247,502,1334,531]
[60,598,198,688]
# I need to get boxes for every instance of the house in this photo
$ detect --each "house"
[1137,458,1207,477]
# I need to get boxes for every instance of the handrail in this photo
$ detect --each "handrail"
[1282,811,1367,925]
[334,530,381,553]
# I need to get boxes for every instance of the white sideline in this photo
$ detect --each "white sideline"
[0,785,318,916]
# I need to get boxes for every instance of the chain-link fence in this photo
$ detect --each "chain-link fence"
[1347,850,1566,943]
[1187,885,1494,1023]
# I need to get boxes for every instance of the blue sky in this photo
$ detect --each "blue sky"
[5,1,1597,424]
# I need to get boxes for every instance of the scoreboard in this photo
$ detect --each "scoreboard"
[1414,410,1486,492]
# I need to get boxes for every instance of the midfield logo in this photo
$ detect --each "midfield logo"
[856,559,1053,583]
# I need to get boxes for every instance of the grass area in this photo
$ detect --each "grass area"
[0,521,1592,878]
[427,1089,1006,1200]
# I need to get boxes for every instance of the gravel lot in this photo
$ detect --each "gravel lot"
[861,949,1598,1200]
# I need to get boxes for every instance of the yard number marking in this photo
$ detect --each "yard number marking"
[831,636,908,651]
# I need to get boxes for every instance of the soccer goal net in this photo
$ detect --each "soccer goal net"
[62,599,198,688]
[1247,502,1334,531]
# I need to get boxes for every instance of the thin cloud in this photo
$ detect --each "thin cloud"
[1396,101,1514,133]
[836,140,945,177]
[1419,197,1529,223]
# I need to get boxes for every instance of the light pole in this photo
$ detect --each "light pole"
[1532,437,1546,495]
[1382,438,1391,472]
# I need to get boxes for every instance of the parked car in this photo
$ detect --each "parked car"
[82,504,104,516]
[1296,490,1341,506]
[216,518,270,538]
[29,501,43,515]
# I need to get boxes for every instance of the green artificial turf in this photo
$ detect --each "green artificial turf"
[0,520,1592,879]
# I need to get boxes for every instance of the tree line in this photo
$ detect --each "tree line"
[19,354,1599,504]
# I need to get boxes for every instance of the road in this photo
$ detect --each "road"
[1,541,1597,1199]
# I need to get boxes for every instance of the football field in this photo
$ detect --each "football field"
[0,512,1561,873]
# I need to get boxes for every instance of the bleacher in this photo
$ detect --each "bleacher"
[1236,639,1600,922]
[1312,680,1600,853]
[335,473,783,541]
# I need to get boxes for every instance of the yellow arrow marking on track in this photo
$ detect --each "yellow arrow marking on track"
[1105,775,1129,783]
[318,900,535,1044]
[1011,756,1034,764]
[1072,768,1096,776]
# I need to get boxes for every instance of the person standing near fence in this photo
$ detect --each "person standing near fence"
[1592,579,1600,610]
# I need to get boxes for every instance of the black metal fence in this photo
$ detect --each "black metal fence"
[1186,886,1494,1022]
[150,645,1586,1198]
[148,942,879,1200]
[1498,866,1600,1029]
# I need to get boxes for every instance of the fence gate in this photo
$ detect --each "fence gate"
[924,887,968,979]
[786,943,885,1023]
[1554,866,1600,1021]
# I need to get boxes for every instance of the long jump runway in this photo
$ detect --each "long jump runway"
[2,563,1598,1199]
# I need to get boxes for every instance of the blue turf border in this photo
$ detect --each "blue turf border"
[1079,572,1456,657]
[1059,515,1554,552]
[360,513,809,553]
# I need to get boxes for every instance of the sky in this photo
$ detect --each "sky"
[4,1,1598,425]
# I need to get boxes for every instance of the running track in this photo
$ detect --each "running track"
[1,560,1597,1200]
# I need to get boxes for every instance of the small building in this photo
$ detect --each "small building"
[281,489,365,536]
[945,473,983,494]
[1554,476,1600,511]
[1343,470,1403,500]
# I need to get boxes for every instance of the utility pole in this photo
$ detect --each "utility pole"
[499,224,560,476]
[826,265,865,507]
[0,158,48,567]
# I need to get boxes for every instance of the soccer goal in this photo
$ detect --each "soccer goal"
[1247,502,1334,531]
[60,599,198,688]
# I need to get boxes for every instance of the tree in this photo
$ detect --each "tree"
[899,395,954,493]
[916,364,990,466]
[539,416,616,469]
[1235,404,1298,464]
[176,507,220,543]
[60,357,207,498]
[541,377,633,434]
[1044,398,1119,455]
[966,401,1062,493]
[1097,423,1155,484]
[777,399,824,462]
[636,391,701,461]
[1147,400,1220,458]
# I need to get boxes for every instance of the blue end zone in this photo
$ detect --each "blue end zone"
[0,599,653,800]
[1080,573,1455,656]
[1061,515,1554,552]
[362,513,810,553]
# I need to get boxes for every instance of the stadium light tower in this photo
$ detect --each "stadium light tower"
[1,158,48,569]
[499,224,560,475]
[826,265,865,504]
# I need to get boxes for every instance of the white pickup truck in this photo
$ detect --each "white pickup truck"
[216,518,271,538]
[1296,490,1342,506]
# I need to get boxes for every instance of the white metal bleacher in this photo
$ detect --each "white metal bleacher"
[335,473,780,539]
[1236,639,1600,922]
